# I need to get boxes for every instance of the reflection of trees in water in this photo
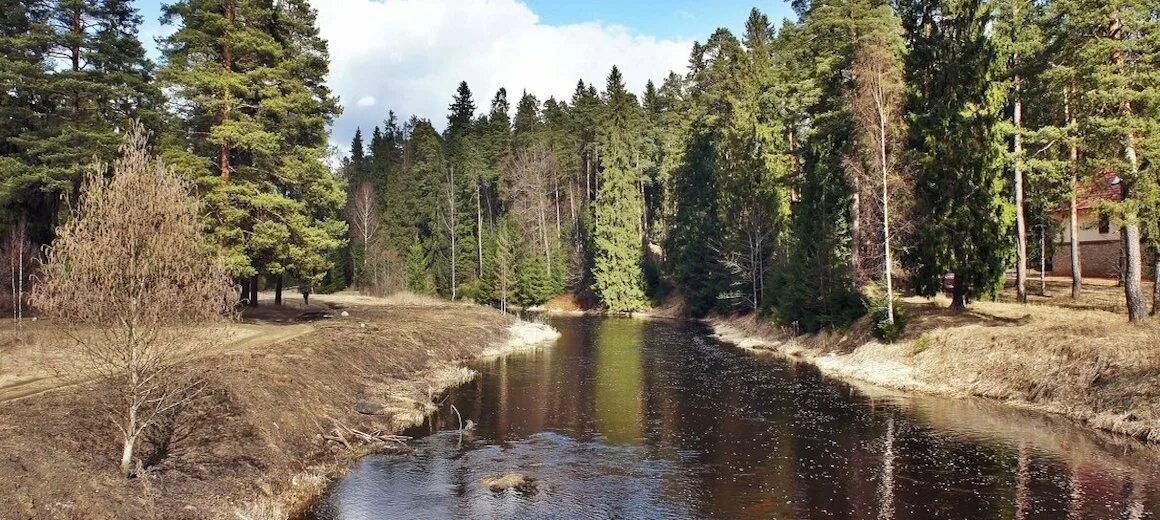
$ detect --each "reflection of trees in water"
[339,318,1160,519]
[593,318,645,444]
[879,416,896,520]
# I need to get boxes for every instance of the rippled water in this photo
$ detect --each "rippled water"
[312,317,1160,519]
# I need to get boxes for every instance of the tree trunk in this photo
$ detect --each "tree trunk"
[1151,247,1160,316]
[851,176,861,281]
[248,275,259,307]
[119,409,138,477]
[219,0,236,183]
[1122,219,1147,322]
[239,279,250,305]
[274,274,283,305]
[951,275,967,311]
[1013,77,1028,303]
[1066,85,1082,298]
[476,181,483,277]
[882,168,895,322]
[1112,15,1146,323]
[1039,226,1046,296]
[556,178,563,239]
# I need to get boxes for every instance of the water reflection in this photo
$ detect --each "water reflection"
[593,319,644,444]
[313,317,1160,519]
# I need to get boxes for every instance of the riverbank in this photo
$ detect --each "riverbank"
[0,292,558,520]
[710,293,1160,443]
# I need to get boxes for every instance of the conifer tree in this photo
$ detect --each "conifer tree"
[901,0,1013,310]
[160,0,344,301]
[1051,0,1159,321]
[2,0,158,243]
[591,66,648,312]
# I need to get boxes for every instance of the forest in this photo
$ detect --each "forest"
[2,0,1159,335]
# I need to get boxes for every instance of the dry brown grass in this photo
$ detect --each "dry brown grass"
[713,290,1160,443]
[0,298,518,520]
[997,273,1156,314]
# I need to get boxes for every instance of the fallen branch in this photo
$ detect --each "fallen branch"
[321,417,411,450]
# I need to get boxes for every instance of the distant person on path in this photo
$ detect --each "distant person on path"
[300,283,312,305]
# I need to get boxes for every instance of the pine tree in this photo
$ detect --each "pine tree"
[591,66,648,312]
[1051,0,1159,321]
[2,0,158,244]
[993,0,1050,303]
[160,0,344,302]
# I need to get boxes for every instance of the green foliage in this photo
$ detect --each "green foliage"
[515,255,556,307]
[591,67,648,312]
[869,296,908,342]
[777,153,868,331]
[405,240,434,294]
[0,0,159,245]
[901,0,1014,307]
[159,0,345,290]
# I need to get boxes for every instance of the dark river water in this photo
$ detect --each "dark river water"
[312,316,1160,519]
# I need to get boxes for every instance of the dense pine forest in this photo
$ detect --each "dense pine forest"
[2,0,1158,333]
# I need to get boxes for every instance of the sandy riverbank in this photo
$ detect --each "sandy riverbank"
[710,294,1160,443]
[0,292,558,520]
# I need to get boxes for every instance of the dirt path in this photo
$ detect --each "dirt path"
[0,321,315,403]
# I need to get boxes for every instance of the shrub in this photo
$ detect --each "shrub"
[870,296,908,342]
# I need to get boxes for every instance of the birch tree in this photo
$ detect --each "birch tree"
[32,125,234,477]
[849,35,907,323]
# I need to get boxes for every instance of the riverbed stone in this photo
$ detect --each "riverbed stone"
[354,399,386,415]
[482,473,537,494]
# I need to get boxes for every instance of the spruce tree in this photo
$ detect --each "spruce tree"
[591,66,647,312]
[442,82,482,294]
[901,0,1014,310]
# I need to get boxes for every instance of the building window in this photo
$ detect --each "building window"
[1099,214,1111,234]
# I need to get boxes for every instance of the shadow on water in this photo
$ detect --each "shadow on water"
[311,316,1160,520]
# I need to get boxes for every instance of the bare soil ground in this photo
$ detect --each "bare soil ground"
[0,291,528,520]
[712,276,1160,443]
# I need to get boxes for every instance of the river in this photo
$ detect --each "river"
[310,316,1160,519]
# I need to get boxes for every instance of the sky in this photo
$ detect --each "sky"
[132,0,796,156]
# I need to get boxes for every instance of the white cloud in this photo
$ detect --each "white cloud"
[311,0,692,155]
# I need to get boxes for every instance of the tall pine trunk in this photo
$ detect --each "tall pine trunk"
[248,275,259,307]
[274,274,283,306]
[476,181,483,277]
[1013,73,1028,303]
[1123,219,1146,321]
[1066,85,1082,298]
[1111,15,1147,323]
[219,0,235,182]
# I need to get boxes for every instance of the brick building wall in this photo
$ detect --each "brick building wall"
[1051,240,1121,278]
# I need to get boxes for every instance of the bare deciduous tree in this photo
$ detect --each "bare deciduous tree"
[439,165,459,299]
[3,217,34,334]
[347,180,382,284]
[848,37,908,323]
[503,145,559,273]
[32,124,235,477]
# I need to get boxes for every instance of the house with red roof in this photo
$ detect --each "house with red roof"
[1050,174,1123,278]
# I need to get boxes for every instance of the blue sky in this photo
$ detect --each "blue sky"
[130,0,796,154]
[521,1,794,40]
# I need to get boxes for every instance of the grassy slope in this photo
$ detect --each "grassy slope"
[712,277,1160,443]
[0,293,532,520]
